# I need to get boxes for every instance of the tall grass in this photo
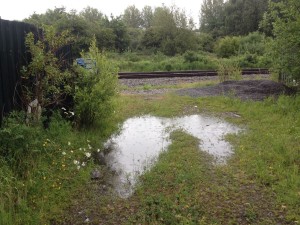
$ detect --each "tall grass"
[0,111,118,224]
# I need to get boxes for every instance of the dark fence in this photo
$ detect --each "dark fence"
[0,18,73,125]
[0,18,37,124]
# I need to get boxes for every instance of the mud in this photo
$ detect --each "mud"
[177,79,294,100]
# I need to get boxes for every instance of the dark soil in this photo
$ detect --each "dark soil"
[177,80,295,100]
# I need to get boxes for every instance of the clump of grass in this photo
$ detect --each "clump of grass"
[217,59,242,82]
[0,111,114,224]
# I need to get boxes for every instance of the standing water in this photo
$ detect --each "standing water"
[102,115,241,197]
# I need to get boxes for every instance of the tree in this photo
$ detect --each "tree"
[224,0,268,36]
[122,5,143,28]
[141,6,153,28]
[109,17,130,52]
[200,0,225,37]
[266,0,300,80]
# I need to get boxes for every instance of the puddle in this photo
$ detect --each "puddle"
[101,115,241,198]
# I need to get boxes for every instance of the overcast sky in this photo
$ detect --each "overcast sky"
[0,0,203,25]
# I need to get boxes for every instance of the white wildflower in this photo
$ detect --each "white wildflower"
[62,151,66,155]
[77,165,81,170]
[61,107,66,111]
[79,148,82,151]
[73,160,79,165]
[97,149,100,152]
[82,162,86,167]
[85,152,91,158]
[68,141,71,146]
[69,111,75,116]
[88,144,92,150]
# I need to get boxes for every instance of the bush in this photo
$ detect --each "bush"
[239,32,267,55]
[183,51,199,63]
[74,38,119,127]
[214,36,241,58]
[197,32,215,52]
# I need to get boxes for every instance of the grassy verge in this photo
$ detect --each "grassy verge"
[117,93,300,223]
[6,87,298,223]
[59,92,299,224]
[0,112,119,225]
[129,130,286,224]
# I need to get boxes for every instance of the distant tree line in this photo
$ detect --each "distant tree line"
[24,5,197,56]
[23,0,300,81]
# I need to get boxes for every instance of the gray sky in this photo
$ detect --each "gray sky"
[0,0,203,25]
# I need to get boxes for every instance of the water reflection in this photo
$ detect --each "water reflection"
[103,115,241,197]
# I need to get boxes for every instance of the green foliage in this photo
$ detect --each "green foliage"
[217,59,242,82]
[197,32,215,52]
[21,26,73,119]
[239,32,267,55]
[265,0,300,81]
[200,0,225,37]
[122,5,143,28]
[224,0,269,36]
[74,38,118,127]
[0,111,44,178]
[200,0,269,37]
[183,51,199,63]
[0,109,111,224]
[214,36,241,58]
[109,52,217,72]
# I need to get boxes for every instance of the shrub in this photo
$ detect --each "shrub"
[214,36,241,58]
[239,32,267,55]
[183,51,199,63]
[21,26,73,122]
[197,32,215,52]
[74,38,119,127]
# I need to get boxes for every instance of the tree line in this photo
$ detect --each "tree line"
[23,0,300,80]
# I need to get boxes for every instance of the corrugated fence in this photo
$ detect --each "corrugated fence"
[0,18,37,124]
[0,18,73,125]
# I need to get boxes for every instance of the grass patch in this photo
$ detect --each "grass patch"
[0,112,119,225]
[115,93,300,223]
[128,130,286,224]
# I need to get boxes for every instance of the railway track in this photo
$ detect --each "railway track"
[118,68,269,79]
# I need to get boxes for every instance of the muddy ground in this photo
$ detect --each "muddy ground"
[177,79,294,100]
[120,75,295,100]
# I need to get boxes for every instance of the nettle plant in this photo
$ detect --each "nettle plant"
[21,26,73,122]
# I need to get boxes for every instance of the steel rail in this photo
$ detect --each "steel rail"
[118,68,269,79]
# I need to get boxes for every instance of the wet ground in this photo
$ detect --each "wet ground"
[120,75,295,100]
[102,115,241,198]
[177,79,294,100]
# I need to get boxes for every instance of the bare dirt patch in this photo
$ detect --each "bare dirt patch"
[177,79,295,100]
